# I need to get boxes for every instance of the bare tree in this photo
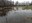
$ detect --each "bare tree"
[15,1,18,5]
[0,0,14,16]
[30,1,32,5]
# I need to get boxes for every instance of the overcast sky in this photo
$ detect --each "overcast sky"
[12,0,32,3]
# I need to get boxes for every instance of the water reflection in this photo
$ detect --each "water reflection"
[0,10,32,23]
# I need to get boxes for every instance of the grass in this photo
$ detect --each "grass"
[27,5,32,9]
[15,5,32,10]
[20,5,32,10]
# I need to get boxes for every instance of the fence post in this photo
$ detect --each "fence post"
[6,17,8,23]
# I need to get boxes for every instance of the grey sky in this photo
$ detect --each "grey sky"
[12,0,32,3]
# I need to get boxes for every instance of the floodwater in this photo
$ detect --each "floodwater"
[0,10,32,23]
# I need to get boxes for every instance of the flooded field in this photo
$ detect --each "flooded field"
[0,10,32,23]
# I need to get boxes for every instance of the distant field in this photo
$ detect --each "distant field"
[17,5,32,10]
